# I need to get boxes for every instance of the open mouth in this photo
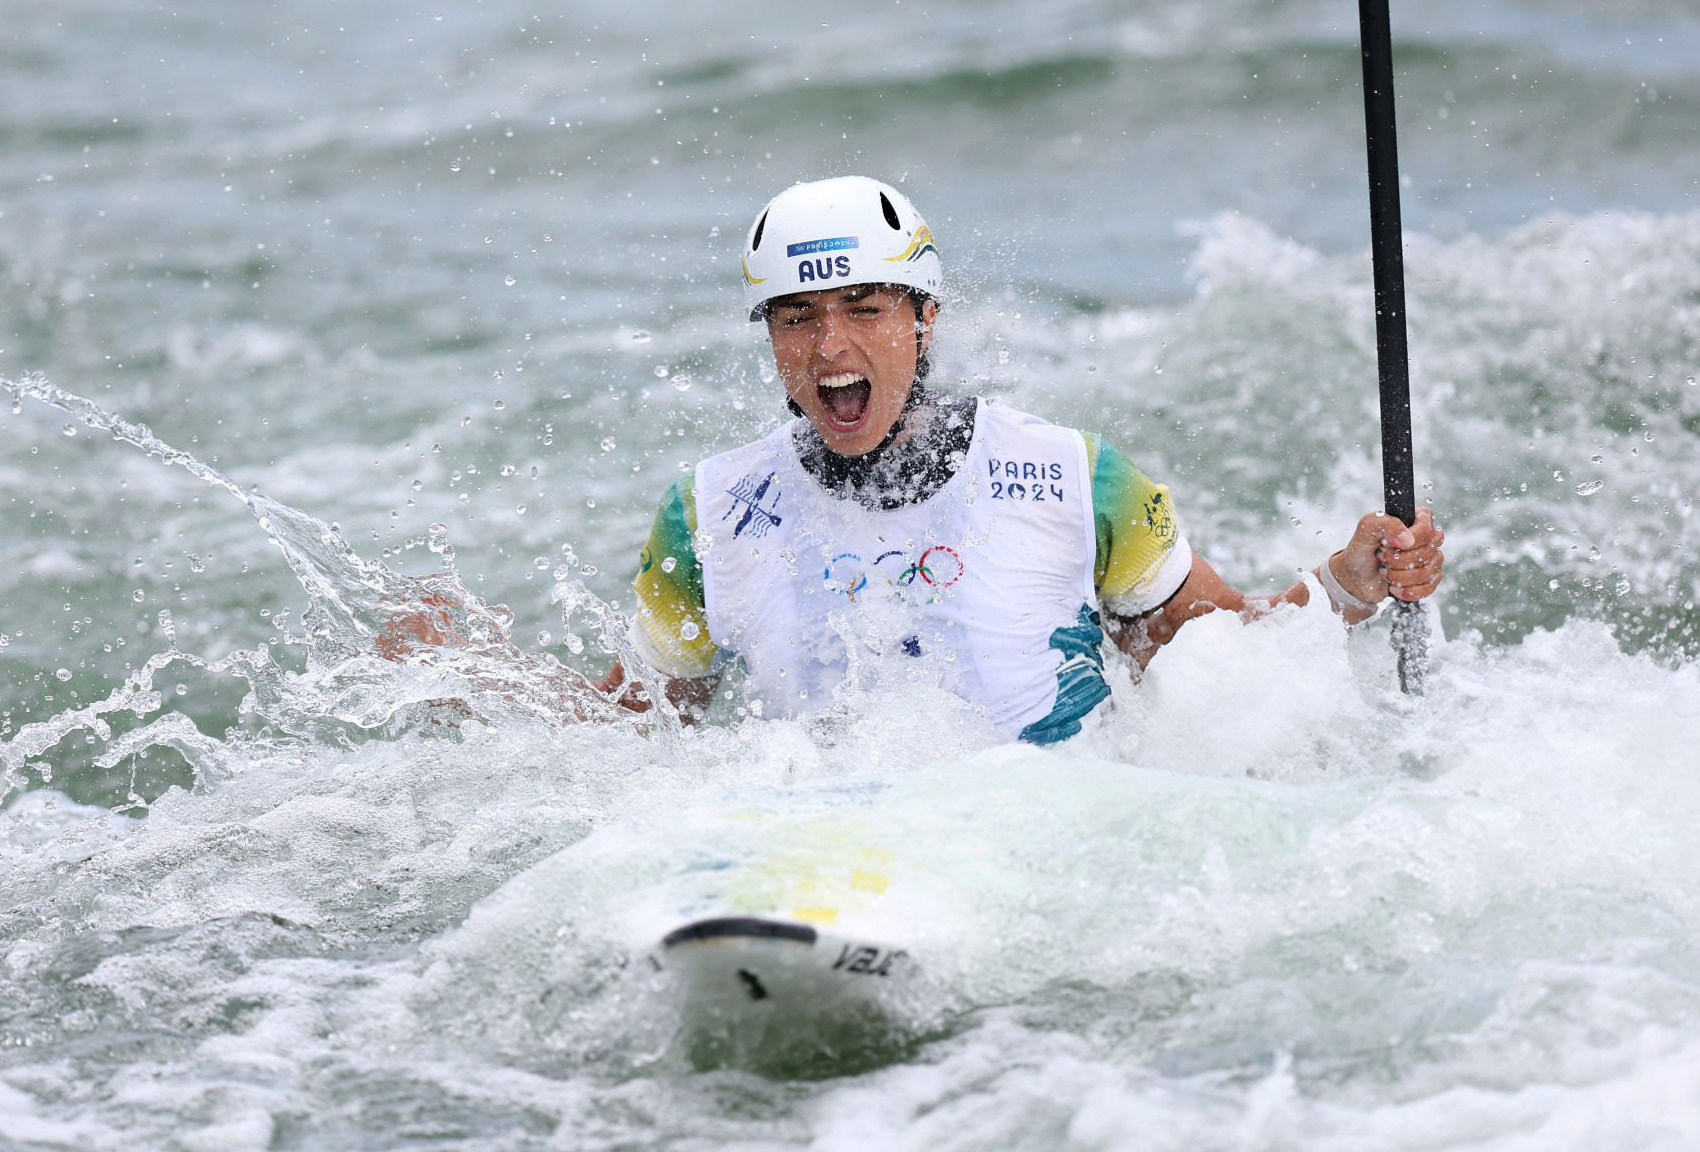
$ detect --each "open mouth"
[816,372,872,429]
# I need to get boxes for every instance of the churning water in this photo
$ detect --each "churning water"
[4,0,1700,1147]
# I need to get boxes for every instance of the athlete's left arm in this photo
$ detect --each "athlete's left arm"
[1108,508,1445,666]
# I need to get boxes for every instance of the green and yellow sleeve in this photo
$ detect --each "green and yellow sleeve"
[628,474,719,680]
[1084,432,1193,617]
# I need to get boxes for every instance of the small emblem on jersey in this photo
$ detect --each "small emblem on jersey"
[1144,490,1174,541]
[724,472,784,539]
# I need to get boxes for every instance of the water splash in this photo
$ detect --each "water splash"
[0,373,634,808]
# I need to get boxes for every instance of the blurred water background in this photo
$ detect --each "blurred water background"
[4,0,1700,1148]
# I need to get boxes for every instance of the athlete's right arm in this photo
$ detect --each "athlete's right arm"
[608,473,722,721]
[593,660,718,720]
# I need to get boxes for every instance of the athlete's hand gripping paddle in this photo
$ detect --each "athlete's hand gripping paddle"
[1357,0,1429,694]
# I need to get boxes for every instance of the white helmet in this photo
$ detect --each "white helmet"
[740,176,943,321]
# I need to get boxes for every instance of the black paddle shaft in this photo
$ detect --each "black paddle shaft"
[1357,0,1429,693]
[1357,0,1416,526]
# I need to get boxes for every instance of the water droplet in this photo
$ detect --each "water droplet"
[1590,454,1603,463]
[653,364,670,378]
[55,668,72,682]
[132,589,145,602]
[536,630,553,647]
[1615,577,1631,595]
[175,683,188,696]
[533,557,550,570]
[1644,430,1655,442]
[1587,546,1601,562]
[500,463,517,477]
[997,348,1010,365]
[188,555,206,573]
[673,373,693,392]
[1575,479,1605,496]
[504,275,516,287]
[600,437,616,452]
[493,399,505,410]
[62,424,77,437]
[411,480,423,491]
[449,160,461,172]
[1289,516,1302,527]
[630,330,653,344]
[679,621,701,640]
[661,556,678,573]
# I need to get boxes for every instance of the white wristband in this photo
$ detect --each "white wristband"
[1318,551,1378,615]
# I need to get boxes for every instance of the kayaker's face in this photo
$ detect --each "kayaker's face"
[765,284,936,458]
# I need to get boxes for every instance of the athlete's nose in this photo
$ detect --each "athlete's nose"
[816,305,851,360]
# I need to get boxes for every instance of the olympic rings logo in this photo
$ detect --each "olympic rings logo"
[823,545,964,599]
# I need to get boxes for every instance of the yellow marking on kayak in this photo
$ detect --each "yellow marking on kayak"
[708,817,896,919]
[850,869,888,894]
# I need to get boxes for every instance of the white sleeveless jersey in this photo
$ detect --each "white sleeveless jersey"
[694,402,1109,742]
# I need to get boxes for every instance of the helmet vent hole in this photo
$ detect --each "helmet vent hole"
[751,209,770,250]
[879,193,902,230]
